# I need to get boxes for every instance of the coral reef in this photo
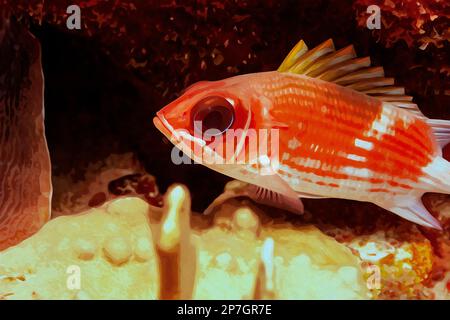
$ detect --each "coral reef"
[1,181,449,299]
[0,14,51,251]
[52,153,163,217]
[0,186,370,300]
[354,0,449,49]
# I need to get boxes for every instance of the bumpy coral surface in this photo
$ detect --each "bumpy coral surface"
[0,188,371,300]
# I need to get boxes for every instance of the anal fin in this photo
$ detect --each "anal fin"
[385,198,442,230]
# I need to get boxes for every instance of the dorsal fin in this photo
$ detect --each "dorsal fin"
[278,39,424,117]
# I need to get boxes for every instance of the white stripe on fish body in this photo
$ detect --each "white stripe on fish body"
[354,138,374,151]
[364,102,415,139]
[276,163,422,203]
[364,103,395,139]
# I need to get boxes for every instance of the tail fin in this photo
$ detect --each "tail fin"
[421,156,450,194]
[414,114,449,194]
[423,118,450,194]
[388,118,450,230]
[427,118,450,150]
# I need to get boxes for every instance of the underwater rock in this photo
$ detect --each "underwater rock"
[0,185,370,300]
[0,14,51,251]
[51,153,163,217]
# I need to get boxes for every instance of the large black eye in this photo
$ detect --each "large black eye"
[191,96,235,138]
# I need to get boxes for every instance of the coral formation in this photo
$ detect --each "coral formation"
[0,186,371,300]
[2,182,449,299]
[0,13,51,251]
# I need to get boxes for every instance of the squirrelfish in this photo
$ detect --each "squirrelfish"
[154,39,450,229]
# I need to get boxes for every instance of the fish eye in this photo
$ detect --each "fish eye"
[191,96,235,138]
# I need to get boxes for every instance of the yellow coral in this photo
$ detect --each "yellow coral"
[0,186,370,300]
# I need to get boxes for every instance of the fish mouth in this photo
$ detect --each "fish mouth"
[153,113,180,143]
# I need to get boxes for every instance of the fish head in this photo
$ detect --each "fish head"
[153,76,270,172]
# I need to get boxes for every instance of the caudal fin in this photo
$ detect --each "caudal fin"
[421,156,450,194]
[427,118,450,149]
[421,118,450,194]
[401,118,450,230]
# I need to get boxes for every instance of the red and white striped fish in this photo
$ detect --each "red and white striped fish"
[154,39,450,229]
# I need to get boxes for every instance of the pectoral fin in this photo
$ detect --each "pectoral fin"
[204,158,304,215]
[245,184,304,215]
[204,180,303,215]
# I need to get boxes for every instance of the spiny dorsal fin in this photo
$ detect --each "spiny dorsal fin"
[305,45,356,77]
[278,40,309,72]
[278,39,424,117]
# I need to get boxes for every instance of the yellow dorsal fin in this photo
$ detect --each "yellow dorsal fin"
[278,40,308,72]
[346,77,394,91]
[305,45,356,77]
[278,39,424,117]
[289,39,335,74]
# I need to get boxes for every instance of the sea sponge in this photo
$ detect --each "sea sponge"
[0,16,51,251]
[0,185,370,300]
